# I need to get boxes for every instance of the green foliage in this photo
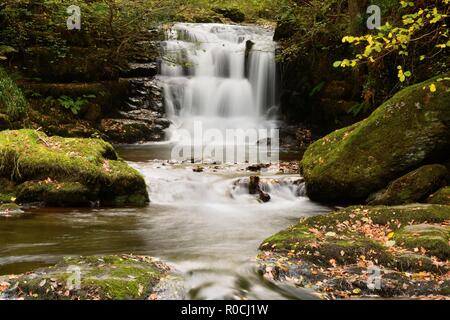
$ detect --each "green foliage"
[57,94,95,115]
[334,1,449,90]
[309,81,325,97]
[0,67,28,121]
[275,0,349,62]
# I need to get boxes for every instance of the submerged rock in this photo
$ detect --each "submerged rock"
[258,204,450,298]
[367,164,448,205]
[0,129,149,207]
[0,203,24,216]
[0,255,173,300]
[300,75,450,203]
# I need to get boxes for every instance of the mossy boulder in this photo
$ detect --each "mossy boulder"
[367,164,448,205]
[260,204,450,267]
[0,177,16,203]
[16,181,91,207]
[0,129,149,207]
[2,255,170,300]
[300,75,450,203]
[258,204,450,298]
[427,186,450,205]
[395,224,450,260]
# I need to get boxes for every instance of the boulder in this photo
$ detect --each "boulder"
[300,75,450,203]
[0,255,171,300]
[258,204,450,298]
[427,186,450,205]
[367,164,448,205]
[16,181,92,207]
[395,224,450,260]
[0,130,149,207]
[99,118,165,143]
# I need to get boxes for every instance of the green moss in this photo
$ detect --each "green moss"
[260,204,450,266]
[427,186,450,205]
[16,180,91,206]
[304,204,450,229]
[300,75,450,203]
[367,164,448,205]
[395,224,450,259]
[0,68,28,121]
[0,129,148,207]
[12,255,168,300]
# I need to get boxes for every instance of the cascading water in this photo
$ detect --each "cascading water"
[159,23,279,146]
[0,24,329,301]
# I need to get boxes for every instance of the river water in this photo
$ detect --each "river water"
[0,24,330,299]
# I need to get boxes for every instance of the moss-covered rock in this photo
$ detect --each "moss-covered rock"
[427,186,450,205]
[395,224,450,260]
[260,204,450,266]
[0,203,23,216]
[0,129,149,207]
[16,181,91,207]
[258,204,450,298]
[367,164,448,205]
[300,75,450,203]
[2,255,170,300]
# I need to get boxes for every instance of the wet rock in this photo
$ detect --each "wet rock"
[193,166,204,173]
[300,75,450,203]
[100,118,164,143]
[258,190,271,203]
[367,164,449,205]
[120,62,158,78]
[247,164,270,172]
[100,78,168,144]
[0,203,23,216]
[1,255,172,300]
[248,176,261,195]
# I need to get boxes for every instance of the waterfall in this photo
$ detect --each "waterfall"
[159,23,278,147]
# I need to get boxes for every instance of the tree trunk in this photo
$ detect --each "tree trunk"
[348,0,368,34]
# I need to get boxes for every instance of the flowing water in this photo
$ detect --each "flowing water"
[0,24,330,299]
[160,23,279,147]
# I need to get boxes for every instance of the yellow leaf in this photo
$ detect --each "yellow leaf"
[352,288,362,295]
[387,232,395,239]
[429,83,437,92]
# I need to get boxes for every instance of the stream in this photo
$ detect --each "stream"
[0,23,330,299]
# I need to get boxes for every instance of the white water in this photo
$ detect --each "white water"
[160,23,278,146]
